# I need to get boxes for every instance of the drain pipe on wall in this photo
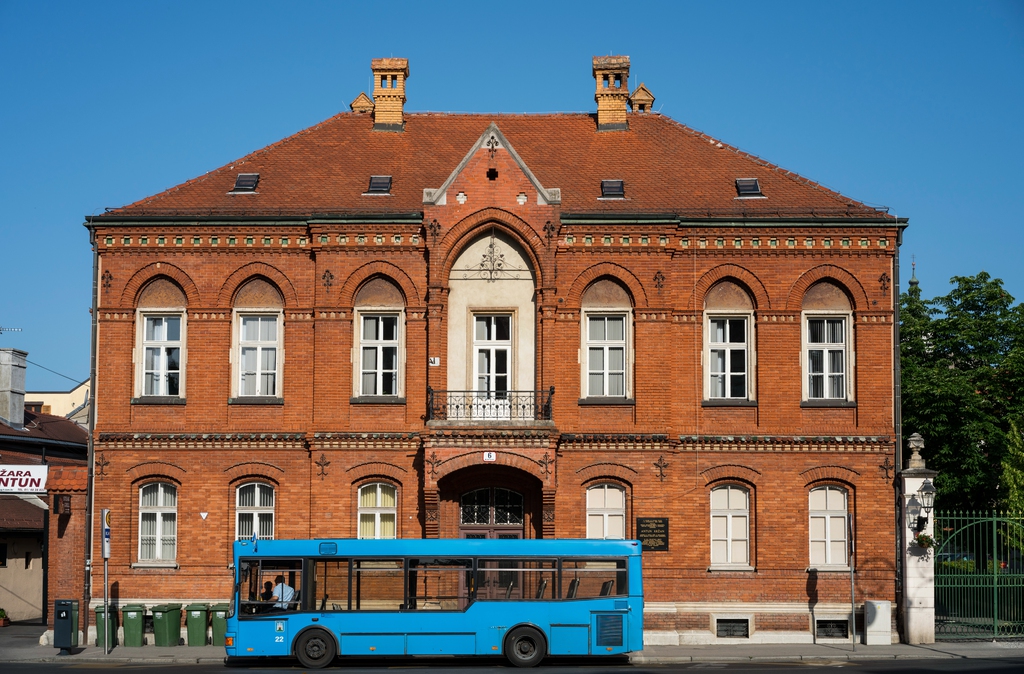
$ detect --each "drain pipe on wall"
[84,217,99,634]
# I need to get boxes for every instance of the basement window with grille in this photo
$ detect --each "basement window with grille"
[365,175,392,195]
[230,173,260,193]
[816,619,849,639]
[601,180,625,199]
[716,619,750,638]
[735,178,764,198]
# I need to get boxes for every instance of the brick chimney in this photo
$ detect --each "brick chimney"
[371,58,409,131]
[0,348,27,430]
[593,55,630,131]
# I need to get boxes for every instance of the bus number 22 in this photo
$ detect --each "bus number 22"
[274,636,284,643]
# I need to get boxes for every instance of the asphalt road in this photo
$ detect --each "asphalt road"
[4,657,1024,673]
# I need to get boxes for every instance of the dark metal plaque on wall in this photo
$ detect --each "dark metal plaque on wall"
[637,517,669,551]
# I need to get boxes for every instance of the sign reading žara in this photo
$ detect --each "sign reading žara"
[637,517,668,551]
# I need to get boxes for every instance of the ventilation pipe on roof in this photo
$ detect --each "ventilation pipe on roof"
[593,55,630,131]
[371,57,409,132]
[0,348,27,430]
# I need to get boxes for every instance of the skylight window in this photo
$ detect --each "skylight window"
[735,178,763,197]
[365,175,392,194]
[230,173,259,193]
[601,180,625,198]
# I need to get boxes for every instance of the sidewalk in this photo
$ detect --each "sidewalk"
[2,622,1023,665]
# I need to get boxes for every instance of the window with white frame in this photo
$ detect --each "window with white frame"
[143,316,182,396]
[587,315,627,397]
[806,318,847,399]
[236,483,275,541]
[710,484,749,567]
[809,486,848,567]
[360,315,399,396]
[239,315,279,396]
[587,483,626,539]
[580,280,632,400]
[708,317,748,398]
[802,281,853,402]
[135,278,187,399]
[358,483,397,539]
[704,280,755,401]
[139,482,177,561]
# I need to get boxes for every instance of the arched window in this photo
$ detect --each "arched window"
[809,486,849,567]
[139,482,177,561]
[358,482,397,539]
[710,484,750,567]
[704,280,755,402]
[354,278,405,399]
[587,483,626,539]
[802,281,853,403]
[135,278,187,401]
[232,278,284,400]
[581,279,632,400]
[236,483,274,541]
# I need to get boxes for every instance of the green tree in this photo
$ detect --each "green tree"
[900,272,1024,509]
[1002,419,1024,513]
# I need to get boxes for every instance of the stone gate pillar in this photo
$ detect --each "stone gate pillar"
[900,432,938,644]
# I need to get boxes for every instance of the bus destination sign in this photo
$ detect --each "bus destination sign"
[637,517,668,551]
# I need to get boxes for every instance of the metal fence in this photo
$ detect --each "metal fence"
[426,387,554,422]
[933,510,1024,640]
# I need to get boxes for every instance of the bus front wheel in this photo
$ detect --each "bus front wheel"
[295,629,336,669]
[504,626,546,668]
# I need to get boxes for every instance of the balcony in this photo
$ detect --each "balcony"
[427,387,554,423]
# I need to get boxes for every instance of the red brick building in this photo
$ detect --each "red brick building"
[85,56,905,643]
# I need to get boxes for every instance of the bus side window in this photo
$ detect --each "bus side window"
[406,558,472,611]
[313,559,351,611]
[561,559,627,598]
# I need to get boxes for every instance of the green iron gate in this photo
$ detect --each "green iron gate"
[933,511,1024,639]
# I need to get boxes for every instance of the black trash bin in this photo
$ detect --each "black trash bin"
[54,599,79,654]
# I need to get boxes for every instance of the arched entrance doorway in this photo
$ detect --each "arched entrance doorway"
[437,465,542,540]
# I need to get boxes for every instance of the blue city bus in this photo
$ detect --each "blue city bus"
[225,538,643,668]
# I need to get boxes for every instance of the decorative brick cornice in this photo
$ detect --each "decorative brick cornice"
[679,435,892,453]
[98,433,306,450]
[423,429,553,449]
[560,434,670,451]
[312,432,420,451]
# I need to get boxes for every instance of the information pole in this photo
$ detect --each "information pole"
[102,509,111,655]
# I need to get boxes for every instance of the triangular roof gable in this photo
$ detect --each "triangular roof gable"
[423,122,561,206]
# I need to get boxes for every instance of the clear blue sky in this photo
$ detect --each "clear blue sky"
[2,1,1022,390]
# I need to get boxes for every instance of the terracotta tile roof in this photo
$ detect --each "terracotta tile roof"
[0,495,45,530]
[47,466,88,492]
[0,410,88,447]
[98,113,891,221]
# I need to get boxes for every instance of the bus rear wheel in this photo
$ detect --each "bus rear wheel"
[295,629,336,669]
[504,626,546,668]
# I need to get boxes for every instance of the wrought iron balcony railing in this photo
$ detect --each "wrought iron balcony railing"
[427,387,554,422]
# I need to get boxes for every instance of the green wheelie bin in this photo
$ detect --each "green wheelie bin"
[152,603,182,647]
[210,603,230,647]
[94,605,117,648]
[121,604,146,647]
[185,603,209,646]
